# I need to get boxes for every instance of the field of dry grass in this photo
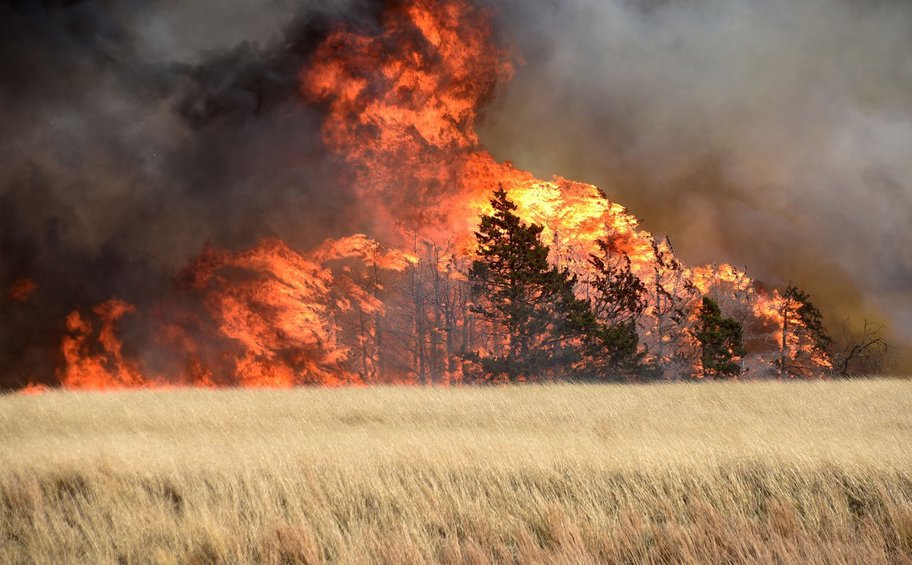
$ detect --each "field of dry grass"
[2,380,912,564]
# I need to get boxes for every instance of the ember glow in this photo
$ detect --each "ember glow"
[8,278,36,303]
[9,0,840,390]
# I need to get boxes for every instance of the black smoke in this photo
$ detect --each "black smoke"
[0,0,387,387]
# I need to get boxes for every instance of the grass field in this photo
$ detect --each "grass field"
[2,380,912,564]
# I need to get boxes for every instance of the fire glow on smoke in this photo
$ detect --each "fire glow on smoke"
[14,0,831,390]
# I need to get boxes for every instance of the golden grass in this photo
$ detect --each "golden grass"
[2,380,912,564]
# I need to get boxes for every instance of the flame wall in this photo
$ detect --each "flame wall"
[1,0,907,388]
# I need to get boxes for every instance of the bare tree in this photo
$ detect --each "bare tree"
[833,319,889,377]
[641,238,701,379]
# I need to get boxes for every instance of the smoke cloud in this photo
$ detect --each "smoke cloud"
[481,0,912,368]
[0,0,378,386]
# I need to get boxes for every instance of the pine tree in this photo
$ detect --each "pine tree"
[695,297,745,379]
[581,240,646,380]
[469,187,593,382]
[776,285,833,378]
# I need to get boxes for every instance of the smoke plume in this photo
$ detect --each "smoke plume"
[481,0,912,368]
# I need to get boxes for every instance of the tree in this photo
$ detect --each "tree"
[469,187,593,382]
[833,319,889,377]
[694,297,745,379]
[580,240,646,379]
[380,238,477,385]
[642,238,701,379]
[775,285,833,379]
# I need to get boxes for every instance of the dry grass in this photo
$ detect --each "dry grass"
[2,380,912,564]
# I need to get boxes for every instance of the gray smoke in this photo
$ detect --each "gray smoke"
[481,0,912,368]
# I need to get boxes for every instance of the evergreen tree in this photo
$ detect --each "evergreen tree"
[469,187,594,381]
[581,240,647,380]
[776,285,833,378]
[695,297,745,379]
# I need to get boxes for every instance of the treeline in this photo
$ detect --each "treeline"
[333,188,887,384]
[13,189,886,390]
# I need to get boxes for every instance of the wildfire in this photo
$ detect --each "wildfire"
[36,0,830,390]
[59,299,144,390]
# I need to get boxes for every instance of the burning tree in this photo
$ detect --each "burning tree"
[641,239,701,379]
[774,285,833,379]
[394,240,466,385]
[694,297,745,379]
[179,240,357,387]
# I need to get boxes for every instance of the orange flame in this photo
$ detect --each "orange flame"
[59,299,144,389]
[19,382,49,395]
[47,0,831,389]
